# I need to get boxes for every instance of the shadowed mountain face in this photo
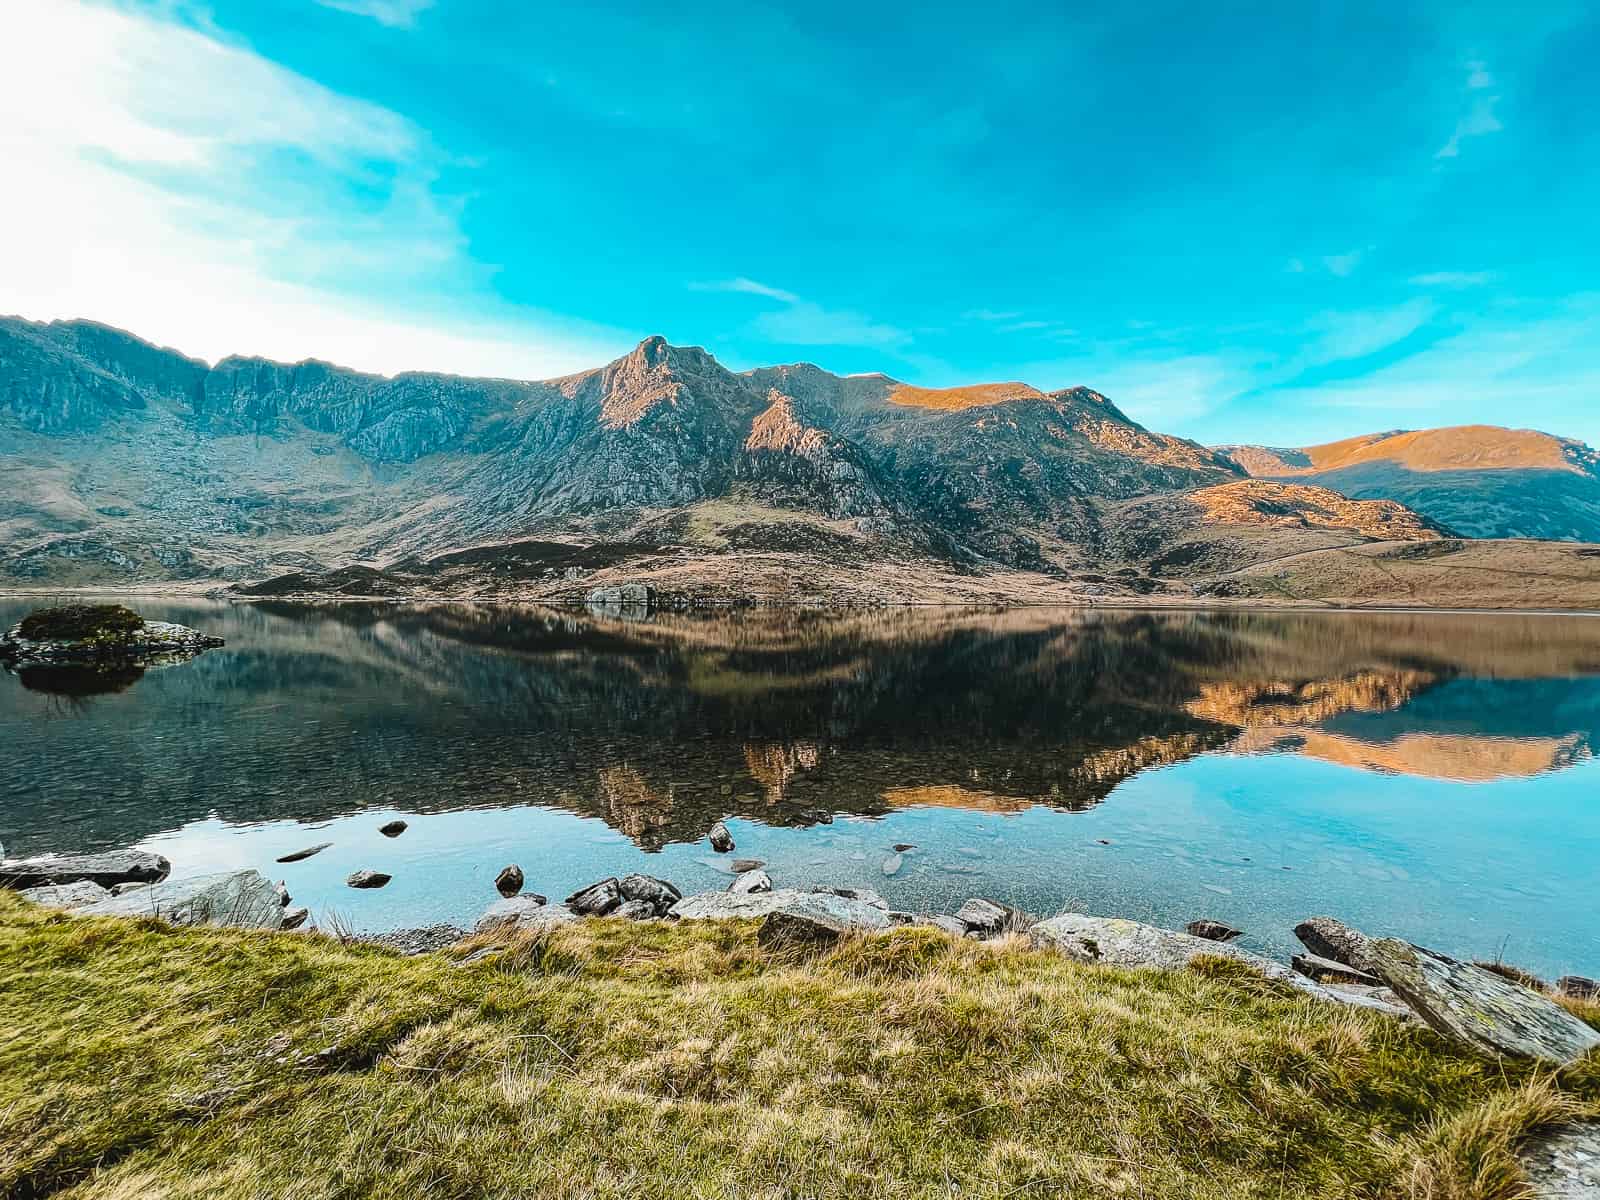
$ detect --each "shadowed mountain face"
[1219,427,1600,542]
[3,602,1599,857]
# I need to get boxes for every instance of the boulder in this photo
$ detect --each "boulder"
[728,869,772,896]
[0,849,170,891]
[347,870,391,889]
[1029,913,1409,1015]
[273,881,291,908]
[75,870,285,929]
[1519,1122,1600,1198]
[707,821,735,853]
[17,880,112,909]
[1365,938,1600,1064]
[1186,919,1244,942]
[379,821,408,838]
[1294,916,1377,973]
[670,888,893,933]
[811,886,889,911]
[1558,975,1599,1000]
[277,842,332,864]
[758,907,867,949]
[616,900,657,920]
[955,898,1013,936]
[495,865,524,898]
[280,906,309,930]
[565,877,622,916]
[924,915,969,937]
[475,895,578,933]
[619,873,681,916]
[1293,952,1380,986]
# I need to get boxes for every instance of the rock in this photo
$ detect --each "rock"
[728,869,772,895]
[1558,975,1599,999]
[955,898,1014,935]
[670,888,893,933]
[1365,938,1600,1064]
[495,865,524,898]
[616,900,657,920]
[280,906,309,930]
[17,880,112,909]
[810,886,889,911]
[730,858,765,873]
[366,924,468,954]
[707,821,735,852]
[619,873,681,916]
[379,820,408,837]
[1293,916,1377,973]
[75,869,284,929]
[887,910,917,925]
[565,877,622,916]
[892,844,916,853]
[277,843,332,864]
[347,870,391,889]
[585,584,655,612]
[881,853,904,877]
[1293,952,1380,986]
[758,908,861,949]
[1029,913,1410,1015]
[1520,1122,1600,1199]
[273,881,291,908]
[0,618,223,668]
[0,849,171,891]
[111,882,151,896]
[475,896,577,933]
[925,915,969,937]
[1186,919,1244,942]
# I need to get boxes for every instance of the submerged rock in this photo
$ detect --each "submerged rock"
[730,859,765,874]
[475,895,577,933]
[565,877,622,916]
[707,821,735,853]
[1366,938,1600,1064]
[0,849,170,891]
[17,880,112,909]
[75,869,284,929]
[1294,916,1377,973]
[495,865,525,898]
[277,843,332,864]
[347,870,391,889]
[1186,919,1244,942]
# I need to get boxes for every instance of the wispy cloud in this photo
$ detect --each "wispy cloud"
[1409,271,1494,288]
[1287,249,1370,277]
[1307,299,1434,363]
[963,308,1023,322]
[0,0,624,378]
[688,277,800,304]
[314,0,435,28]
[1436,59,1503,159]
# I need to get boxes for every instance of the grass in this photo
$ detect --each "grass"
[0,892,1596,1200]
[15,604,144,643]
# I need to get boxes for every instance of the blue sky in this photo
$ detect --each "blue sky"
[4,0,1598,447]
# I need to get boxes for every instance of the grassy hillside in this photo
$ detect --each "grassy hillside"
[2,894,1596,1199]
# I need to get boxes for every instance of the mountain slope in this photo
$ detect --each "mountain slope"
[1219,427,1600,541]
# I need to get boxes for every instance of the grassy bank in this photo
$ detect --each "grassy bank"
[2,894,1596,1200]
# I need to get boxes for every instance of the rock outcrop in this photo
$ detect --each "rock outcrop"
[474,895,578,932]
[669,888,893,932]
[1,850,171,890]
[0,620,223,668]
[74,869,284,929]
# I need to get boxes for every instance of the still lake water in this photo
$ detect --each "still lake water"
[2,600,1598,977]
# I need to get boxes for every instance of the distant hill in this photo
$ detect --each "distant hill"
[1218,426,1600,541]
[5,315,1599,605]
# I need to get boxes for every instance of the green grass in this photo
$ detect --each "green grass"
[1,892,1595,1200]
[15,604,144,643]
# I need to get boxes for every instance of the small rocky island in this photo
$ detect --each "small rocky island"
[0,603,223,671]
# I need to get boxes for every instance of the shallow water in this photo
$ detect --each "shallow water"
[3,600,1598,977]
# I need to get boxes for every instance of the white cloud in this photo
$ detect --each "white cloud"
[1437,60,1503,158]
[1308,299,1434,363]
[963,308,1023,322]
[754,301,909,349]
[314,0,435,27]
[1409,271,1494,288]
[1321,248,1368,277]
[0,0,625,379]
[688,278,800,303]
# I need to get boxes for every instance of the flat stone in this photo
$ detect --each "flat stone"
[1366,938,1600,1064]
[1294,916,1377,973]
[277,843,332,864]
[1029,913,1409,1015]
[1186,919,1244,942]
[810,886,889,911]
[730,859,765,873]
[17,880,112,909]
[728,869,772,895]
[378,821,408,837]
[955,897,1012,935]
[565,877,622,916]
[619,873,681,915]
[1557,975,1599,999]
[670,888,893,932]
[495,865,524,897]
[1293,952,1381,986]
[0,850,170,890]
[707,821,735,852]
[474,896,578,933]
[75,870,284,929]
[1521,1122,1600,1199]
[347,870,391,889]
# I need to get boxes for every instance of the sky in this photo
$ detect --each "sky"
[3,0,1598,447]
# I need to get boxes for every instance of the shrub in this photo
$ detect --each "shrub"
[17,604,145,642]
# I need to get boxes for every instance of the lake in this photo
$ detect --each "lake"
[3,599,1598,978]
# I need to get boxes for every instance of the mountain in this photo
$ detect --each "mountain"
[4,315,1597,604]
[1217,426,1600,541]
